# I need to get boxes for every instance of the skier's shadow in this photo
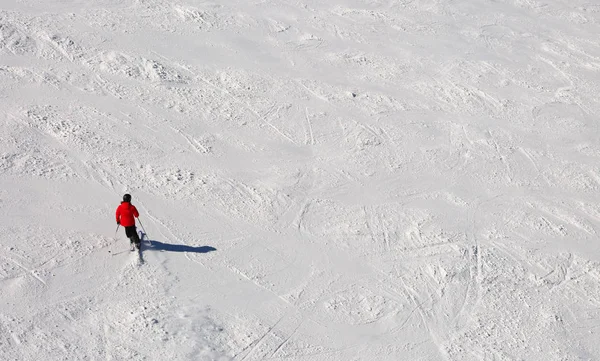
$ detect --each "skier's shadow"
[143,239,216,254]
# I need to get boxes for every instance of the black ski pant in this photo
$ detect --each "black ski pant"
[124,226,140,244]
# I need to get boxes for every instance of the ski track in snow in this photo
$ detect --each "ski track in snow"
[1,0,600,360]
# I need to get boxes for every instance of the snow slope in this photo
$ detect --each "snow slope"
[1,0,600,360]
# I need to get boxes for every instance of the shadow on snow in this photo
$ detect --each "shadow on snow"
[143,240,216,254]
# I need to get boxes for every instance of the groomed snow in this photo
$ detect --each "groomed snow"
[1,0,600,360]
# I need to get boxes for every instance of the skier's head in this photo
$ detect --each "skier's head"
[123,193,132,203]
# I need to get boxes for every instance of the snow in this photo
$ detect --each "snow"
[1,0,600,360]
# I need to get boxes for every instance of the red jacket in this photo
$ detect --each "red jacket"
[116,202,139,227]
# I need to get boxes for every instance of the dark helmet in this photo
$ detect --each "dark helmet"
[123,194,132,202]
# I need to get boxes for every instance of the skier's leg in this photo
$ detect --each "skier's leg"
[132,228,141,249]
[125,226,136,248]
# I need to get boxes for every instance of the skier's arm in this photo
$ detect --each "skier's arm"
[133,206,140,218]
[115,208,121,224]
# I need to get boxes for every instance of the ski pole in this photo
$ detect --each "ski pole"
[108,225,121,254]
[138,218,152,246]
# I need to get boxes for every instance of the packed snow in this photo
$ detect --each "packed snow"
[1,0,600,360]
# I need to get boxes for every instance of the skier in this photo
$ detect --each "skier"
[116,193,141,250]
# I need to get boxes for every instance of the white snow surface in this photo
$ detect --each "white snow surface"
[1,0,600,360]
